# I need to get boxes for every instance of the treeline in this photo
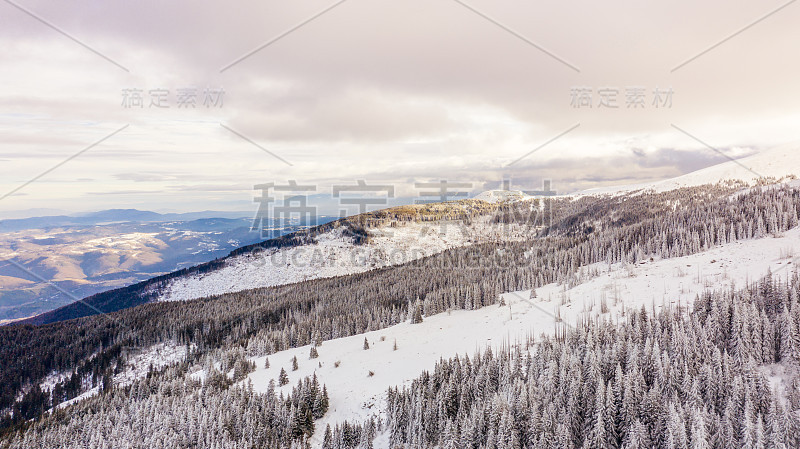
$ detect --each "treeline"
[2,184,800,435]
[384,270,800,448]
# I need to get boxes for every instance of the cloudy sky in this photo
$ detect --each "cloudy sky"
[1,0,799,216]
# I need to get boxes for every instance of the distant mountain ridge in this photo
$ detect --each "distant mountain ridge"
[0,217,275,322]
[0,209,254,232]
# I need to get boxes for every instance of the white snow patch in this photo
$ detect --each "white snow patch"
[760,363,796,407]
[473,190,533,203]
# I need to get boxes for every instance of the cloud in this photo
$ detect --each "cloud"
[630,147,758,174]
[113,172,181,182]
[166,183,252,192]
[2,0,799,213]
[86,190,160,196]
[229,87,459,143]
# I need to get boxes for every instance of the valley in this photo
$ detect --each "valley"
[0,217,263,321]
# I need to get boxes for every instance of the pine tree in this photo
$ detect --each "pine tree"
[666,403,688,449]
[292,356,299,371]
[322,424,333,449]
[412,300,424,324]
[310,346,319,359]
[313,385,329,418]
[100,371,113,395]
[279,368,290,386]
[8,185,800,447]
[690,408,710,449]
[585,379,610,449]
[623,419,650,449]
[442,421,459,449]
[363,338,370,350]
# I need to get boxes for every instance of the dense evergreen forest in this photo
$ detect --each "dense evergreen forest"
[2,362,331,448]
[382,271,800,448]
[2,183,800,447]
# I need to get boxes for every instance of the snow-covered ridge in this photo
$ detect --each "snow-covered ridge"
[148,198,520,302]
[158,216,535,302]
[576,141,800,197]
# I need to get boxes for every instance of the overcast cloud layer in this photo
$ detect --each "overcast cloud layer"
[1,0,799,215]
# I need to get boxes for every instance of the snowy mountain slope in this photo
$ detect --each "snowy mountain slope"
[234,225,800,448]
[158,221,469,301]
[157,211,538,302]
[576,141,800,196]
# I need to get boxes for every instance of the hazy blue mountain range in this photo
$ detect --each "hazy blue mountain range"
[0,210,336,322]
[0,209,257,232]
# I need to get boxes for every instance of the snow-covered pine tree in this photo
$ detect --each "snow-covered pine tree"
[411,300,424,324]
[279,368,290,386]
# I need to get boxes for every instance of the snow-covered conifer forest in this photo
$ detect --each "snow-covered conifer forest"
[4,175,800,448]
